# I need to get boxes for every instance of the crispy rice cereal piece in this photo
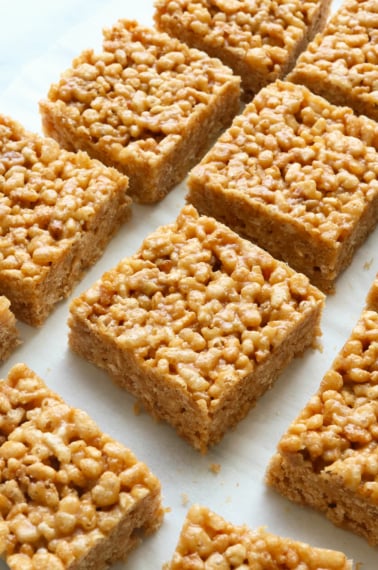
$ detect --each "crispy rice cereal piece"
[187,80,378,293]
[39,20,241,204]
[366,273,378,312]
[288,0,378,122]
[0,296,19,362]
[154,0,331,100]
[0,115,131,327]
[266,309,378,545]
[0,363,163,570]
[68,205,324,453]
[164,504,353,569]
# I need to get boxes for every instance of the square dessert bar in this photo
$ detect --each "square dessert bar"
[68,205,324,453]
[0,115,131,326]
[187,80,378,293]
[164,505,353,569]
[154,0,332,100]
[366,273,378,312]
[39,20,241,204]
[266,308,378,545]
[0,363,163,570]
[288,0,378,122]
[0,296,19,362]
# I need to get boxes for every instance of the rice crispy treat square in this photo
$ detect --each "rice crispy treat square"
[0,363,163,570]
[68,205,324,453]
[288,0,378,122]
[0,115,131,327]
[154,0,332,101]
[39,20,241,204]
[164,504,353,569]
[0,296,19,362]
[187,80,378,293]
[266,308,378,545]
[366,273,378,312]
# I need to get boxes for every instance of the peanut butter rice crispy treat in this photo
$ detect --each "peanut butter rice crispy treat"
[39,20,241,204]
[288,0,378,122]
[366,273,378,311]
[0,363,163,570]
[68,205,324,453]
[0,115,131,327]
[0,296,19,362]
[266,308,378,545]
[164,504,353,569]
[187,80,378,293]
[154,0,332,100]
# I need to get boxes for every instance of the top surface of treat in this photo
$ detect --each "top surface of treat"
[167,504,351,569]
[155,0,323,72]
[189,80,378,243]
[291,0,378,98]
[0,115,129,282]
[0,363,160,569]
[72,205,323,411]
[278,309,378,503]
[46,19,239,160]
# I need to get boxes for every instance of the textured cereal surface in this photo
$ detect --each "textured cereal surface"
[71,204,323,408]
[154,0,331,97]
[288,0,378,120]
[0,114,130,324]
[164,504,353,569]
[189,80,378,243]
[187,80,378,291]
[40,19,240,200]
[0,364,163,570]
[277,309,378,500]
[0,115,129,277]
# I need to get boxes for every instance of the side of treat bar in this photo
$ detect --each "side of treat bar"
[0,296,20,362]
[288,0,378,122]
[187,79,378,293]
[0,363,163,570]
[68,205,324,453]
[154,0,332,100]
[164,504,353,569]
[0,115,131,326]
[39,19,240,204]
[266,308,378,545]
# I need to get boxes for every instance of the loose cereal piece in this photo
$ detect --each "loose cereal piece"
[187,80,378,293]
[154,0,331,100]
[266,308,378,545]
[0,363,163,570]
[68,205,324,453]
[288,0,378,121]
[366,273,378,312]
[39,20,240,204]
[164,505,353,569]
[0,115,131,326]
[0,296,19,362]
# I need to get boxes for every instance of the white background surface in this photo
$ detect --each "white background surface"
[0,1,377,568]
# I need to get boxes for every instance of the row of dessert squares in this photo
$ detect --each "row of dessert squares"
[2,272,378,569]
[0,206,377,568]
[1,0,378,331]
[1,0,378,326]
[0,364,356,569]
[0,0,377,566]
